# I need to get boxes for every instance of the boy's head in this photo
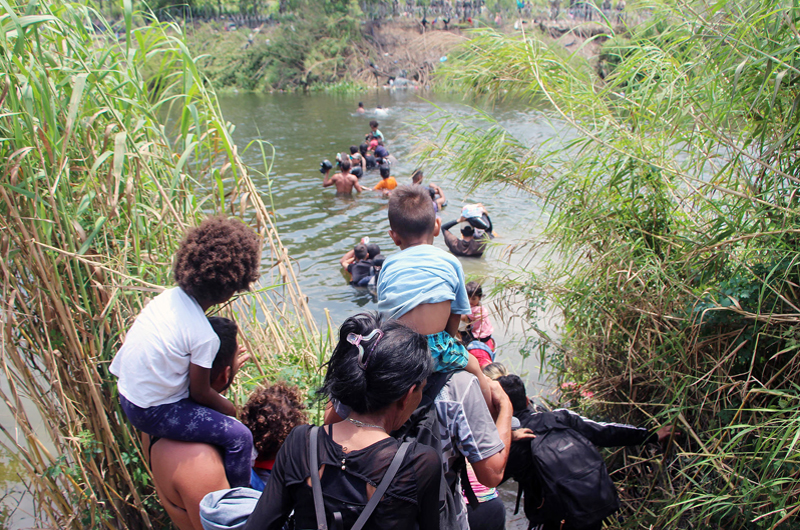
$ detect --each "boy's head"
[387,185,440,247]
[353,244,368,260]
[411,169,424,184]
[339,157,351,173]
[366,243,381,259]
[174,216,261,307]
[466,281,483,304]
[369,120,379,130]
[359,143,368,156]
[350,145,359,155]
[373,254,385,270]
[358,102,364,108]
[379,163,391,179]
[498,374,529,413]
[208,316,239,391]
[461,225,475,238]
[240,382,308,461]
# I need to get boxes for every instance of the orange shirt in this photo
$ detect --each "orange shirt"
[374,176,398,191]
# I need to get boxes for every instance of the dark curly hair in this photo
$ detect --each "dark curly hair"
[240,382,309,461]
[173,216,261,307]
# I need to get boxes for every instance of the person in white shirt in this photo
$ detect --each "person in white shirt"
[110,216,261,488]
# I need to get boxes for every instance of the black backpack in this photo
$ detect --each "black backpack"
[391,372,475,530]
[516,411,620,529]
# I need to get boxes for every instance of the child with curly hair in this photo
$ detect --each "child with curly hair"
[240,382,309,491]
[110,216,261,488]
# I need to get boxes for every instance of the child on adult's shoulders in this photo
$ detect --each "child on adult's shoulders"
[110,216,261,488]
[376,185,494,412]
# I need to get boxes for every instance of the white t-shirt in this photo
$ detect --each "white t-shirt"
[110,287,220,408]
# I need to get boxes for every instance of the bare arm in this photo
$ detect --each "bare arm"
[189,363,236,416]
[471,381,513,488]
[353,178,364,193]
[322,170,334,187]
[340,249,355,269]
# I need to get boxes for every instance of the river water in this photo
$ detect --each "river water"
[0,90,557,528]
[219,90,560,528]
[218,90,561,396]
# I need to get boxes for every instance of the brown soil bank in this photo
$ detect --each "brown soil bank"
[356,19,468,87]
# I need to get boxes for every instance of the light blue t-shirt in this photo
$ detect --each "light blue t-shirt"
[377,244,470,319]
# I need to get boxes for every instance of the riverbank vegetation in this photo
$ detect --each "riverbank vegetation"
[0,0,320,526]
[424,0,800,527]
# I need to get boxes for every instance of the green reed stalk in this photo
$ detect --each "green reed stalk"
[420,0,800,527]
[0,1,318,527]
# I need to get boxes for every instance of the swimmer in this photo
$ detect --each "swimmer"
[375,105,389,117]
[322,156,363,194]
[356,101,365,114]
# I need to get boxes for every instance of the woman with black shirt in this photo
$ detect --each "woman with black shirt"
[243,313,440,530]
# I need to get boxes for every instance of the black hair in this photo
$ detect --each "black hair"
[353,243,368,260]
[359,143,368,156]
[461,225,475,237]
[379,163,391,179]
[208,316,238,385]
[465,281,483,299]
[174,216,261,307]
[373,254,385,267]
[498,374,528,412]
[358,102,364,107]
[366,243,381,259]
[320,313,432,414]
[339,157,351,172]
[350,145,359,154]
[411,169,423,183]
[369,120,379,128]
[388,185,436,240]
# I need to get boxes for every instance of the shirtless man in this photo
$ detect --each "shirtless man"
[322,157,363,194]
[144,345,249,529]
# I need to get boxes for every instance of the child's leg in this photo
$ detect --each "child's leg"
[465,354,496,418]
[120,395,253,487]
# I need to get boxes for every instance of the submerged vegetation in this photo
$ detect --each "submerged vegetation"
[424,0,800,527]
[0,0,319,527]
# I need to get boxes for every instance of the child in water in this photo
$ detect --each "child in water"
[110,216,261,488]
[463,281,495,351]
[376,185,493,410]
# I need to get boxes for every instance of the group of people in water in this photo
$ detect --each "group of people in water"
[109,105,677,530]
[112,181,675,530]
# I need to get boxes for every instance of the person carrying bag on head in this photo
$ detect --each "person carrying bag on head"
[243,313,441,530]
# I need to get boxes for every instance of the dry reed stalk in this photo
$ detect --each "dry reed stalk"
[0,1,320,527]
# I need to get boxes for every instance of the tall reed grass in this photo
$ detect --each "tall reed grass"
[422,0,800,527]
[0,0,319,527]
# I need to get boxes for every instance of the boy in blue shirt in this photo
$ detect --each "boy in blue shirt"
[377,185,492,409]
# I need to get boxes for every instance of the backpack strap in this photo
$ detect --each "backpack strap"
[309,427,328,530]
[515,481,523,515]
[351,442,411,530]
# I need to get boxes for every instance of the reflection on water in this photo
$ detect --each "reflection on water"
[218,90,560,394]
